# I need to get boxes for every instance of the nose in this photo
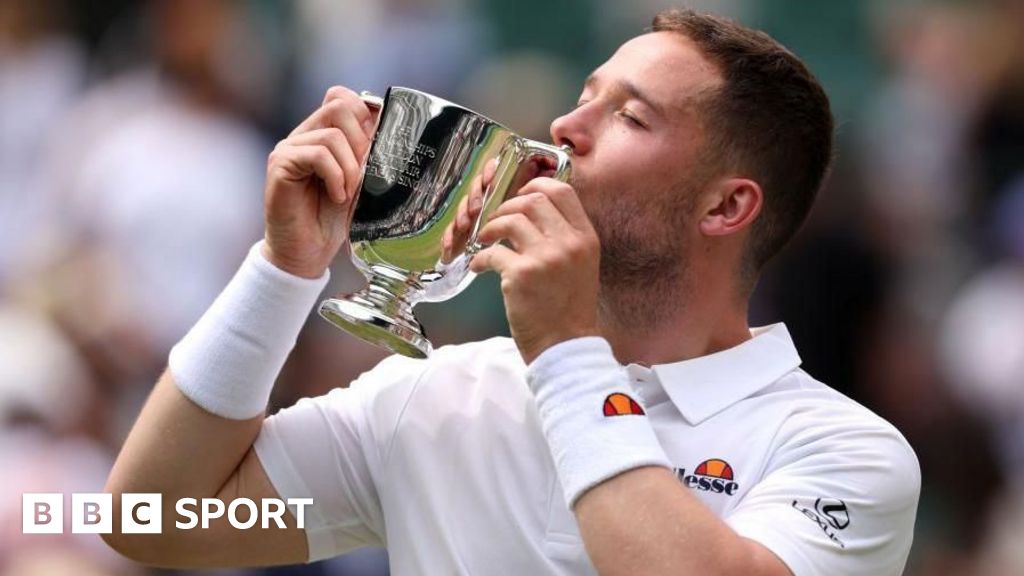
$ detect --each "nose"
[550,106,592,157]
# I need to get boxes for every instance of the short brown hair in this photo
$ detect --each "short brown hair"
[651,9,834,277]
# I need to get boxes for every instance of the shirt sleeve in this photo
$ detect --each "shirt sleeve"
[253,353,426,562]
[724,412,921,576]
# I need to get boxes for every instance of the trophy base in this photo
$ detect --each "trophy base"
[319,296,432,359]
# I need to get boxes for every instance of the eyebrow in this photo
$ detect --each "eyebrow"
[583,73,666,118]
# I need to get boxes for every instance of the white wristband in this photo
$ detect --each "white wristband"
[168,241,329,419]
[527,337,671,509]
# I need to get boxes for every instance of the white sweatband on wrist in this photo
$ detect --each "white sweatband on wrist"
[527,337,671,509]
[168,241,329,419]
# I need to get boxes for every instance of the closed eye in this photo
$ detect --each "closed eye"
[616,109,646,129]
[574,99,647,129]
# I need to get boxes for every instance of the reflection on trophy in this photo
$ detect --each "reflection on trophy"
[318,87,572,358]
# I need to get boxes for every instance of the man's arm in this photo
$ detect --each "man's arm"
[575,417,921,576]
[519,326,918,576]
[103,85,377,568]
[102,371,307,567]
[574,468,789,576]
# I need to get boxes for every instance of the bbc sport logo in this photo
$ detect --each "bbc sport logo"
[22,493,313,534]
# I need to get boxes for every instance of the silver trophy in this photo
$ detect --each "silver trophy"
[318,86,572,358]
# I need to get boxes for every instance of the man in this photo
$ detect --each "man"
[103,9,920,576]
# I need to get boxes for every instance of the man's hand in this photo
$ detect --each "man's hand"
[469,178,601,363]
[263,86,377,279]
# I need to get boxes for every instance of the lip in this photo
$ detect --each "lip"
[533,155,558,178]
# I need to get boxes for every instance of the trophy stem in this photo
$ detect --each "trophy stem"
[318,271,431,359]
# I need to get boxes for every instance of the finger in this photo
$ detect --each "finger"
[286,102,371,199]
[471,158,499,216]
[468,243,518,274]
[270,144,346,204]
[443,194,472,262]
[282,128,362,198]
[519,177,593,233]
[324,86,378,138]
[320,99,375,158]
[321,85,358,106]
[490,192,572,236]
[453,167,487,238]
[456,192,473,234]
[477,213,544,249]
[291,87,375,139]
[468,177,483,222]
[441,223,455,263]
[482,157,499,188]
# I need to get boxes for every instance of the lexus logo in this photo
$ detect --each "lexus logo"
[814,498,849,530]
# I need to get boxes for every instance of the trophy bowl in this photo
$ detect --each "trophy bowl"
[318,86,572,358]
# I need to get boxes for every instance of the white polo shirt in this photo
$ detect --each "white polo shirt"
[253,324,920,575]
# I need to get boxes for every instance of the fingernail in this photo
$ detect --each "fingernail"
[470,194,482,213]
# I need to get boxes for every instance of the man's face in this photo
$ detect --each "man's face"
[550,32,722,289]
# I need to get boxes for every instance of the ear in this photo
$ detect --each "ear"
[698,178,763,237]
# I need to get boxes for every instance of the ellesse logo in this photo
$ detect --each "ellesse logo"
[602,393,645,417]
[674,458,740,496]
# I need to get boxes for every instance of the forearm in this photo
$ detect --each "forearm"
[103,241,327,559]
[527,337,789,576]
[575,467,786,576]
[103,370,310,567]
[105,369,263,501]
[102,369,267,564]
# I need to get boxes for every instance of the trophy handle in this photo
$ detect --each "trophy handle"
[464,140,573,258]
[522,140,573,183]
[359,91,384,110]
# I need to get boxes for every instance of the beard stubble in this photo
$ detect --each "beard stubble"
[571,171,698,332]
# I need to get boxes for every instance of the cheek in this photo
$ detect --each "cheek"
[581,132,687,212]
[602,130,678,176]
[590,140,654,190]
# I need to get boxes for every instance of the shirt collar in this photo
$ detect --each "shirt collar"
[643,323,802,425]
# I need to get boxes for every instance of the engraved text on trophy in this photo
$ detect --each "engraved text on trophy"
[365,126,437,189]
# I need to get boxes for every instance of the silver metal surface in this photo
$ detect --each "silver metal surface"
[319,86,572,358]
